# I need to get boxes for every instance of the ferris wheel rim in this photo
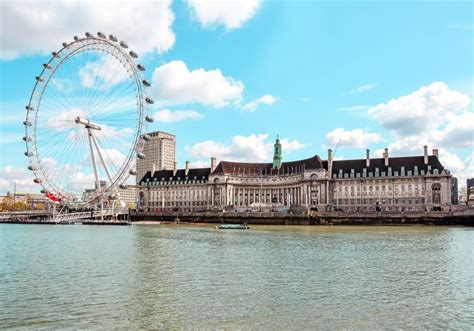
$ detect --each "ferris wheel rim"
[24,33,150,203]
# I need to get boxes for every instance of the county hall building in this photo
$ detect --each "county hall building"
[138,137,452,213]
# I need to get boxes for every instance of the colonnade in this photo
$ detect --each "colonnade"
[209,182,327,207]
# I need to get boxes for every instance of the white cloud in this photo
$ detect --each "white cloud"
[186,133,306,163]
[188,160,211,168]
[326,128,381,148]
[78,57,128,90]
[279,138,307,153]
[51,78,73,93]
[154,109,204,122]
[187,0,261,30]
[47,108,87,131]
[439,151,474,186]
[0,166,40,194]
[437,112,474,148]
[0,0,175,60]
[368,81,470,137]
[0,133,21,145]
[367,82,473,181]
[349,83,377,95]
[151,60,244,108]
[242,94,277,111]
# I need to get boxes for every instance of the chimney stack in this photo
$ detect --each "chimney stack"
[384,148,389,166]
[424,145,428,165]
[210,157,217,172]
[328,149,333,177]
[185,161,190,176]
[366,149,370,167]
[432,148,439,158]
[173,161,177,176]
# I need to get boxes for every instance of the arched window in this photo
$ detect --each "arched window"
[432,183,441,204]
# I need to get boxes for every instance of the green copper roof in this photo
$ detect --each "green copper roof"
[273,135,282,169]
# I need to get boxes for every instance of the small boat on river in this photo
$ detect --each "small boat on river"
[216,223,249,230]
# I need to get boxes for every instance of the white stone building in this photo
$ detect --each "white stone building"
[138,138,452,213]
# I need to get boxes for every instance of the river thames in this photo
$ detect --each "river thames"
[1,224,473,329]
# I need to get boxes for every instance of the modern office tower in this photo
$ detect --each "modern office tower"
[136,131,176,183]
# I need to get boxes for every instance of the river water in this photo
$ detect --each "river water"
[1,224,473,329]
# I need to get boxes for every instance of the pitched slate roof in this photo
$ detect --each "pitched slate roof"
[331,155,445,175]
[140,168,211,184]
[212,155,325,176]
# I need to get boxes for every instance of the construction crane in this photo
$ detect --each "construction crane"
[333,139,343,159]
[328,139,342,180]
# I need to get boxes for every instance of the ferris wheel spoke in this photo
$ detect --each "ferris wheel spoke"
[80,53,110,113]
[82,50,125,116]
[92,99,137,121]
[93,99,138,122]
[88,79,136,118]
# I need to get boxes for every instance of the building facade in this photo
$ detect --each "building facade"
[451,177,458,205]
[139,161,210,212]
[467,178,474,206]
[136,131,176,184]
[138,139,453,213]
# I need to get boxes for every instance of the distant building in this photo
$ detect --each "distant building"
[467,178,474,207]
[139,138,453,213]
[136,131,176,184]
[467,178,474,190]
[116,186,137,208]
[0,192,48,210]
[451,177,458,205]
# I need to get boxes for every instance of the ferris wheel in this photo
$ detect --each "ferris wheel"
[23,32,154,203]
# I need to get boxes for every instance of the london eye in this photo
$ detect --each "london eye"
[23,32,154,203]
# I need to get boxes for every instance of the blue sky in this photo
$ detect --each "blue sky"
[0,0,473,194]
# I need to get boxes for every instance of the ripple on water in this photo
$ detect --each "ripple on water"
[0,224,473,329]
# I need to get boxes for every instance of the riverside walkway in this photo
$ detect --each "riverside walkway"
[130,206,474,226]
